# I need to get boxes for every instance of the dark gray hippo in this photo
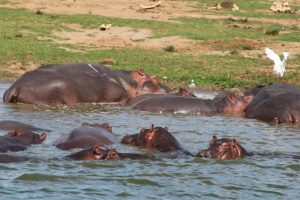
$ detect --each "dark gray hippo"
[0,120,50,132]
[245,83,300,124]
[3,63,171,106]
[55,122,119,150]
[66,145,152,161]
[127,91,253,114]
[0,129,46,153]
[121,124,192,155]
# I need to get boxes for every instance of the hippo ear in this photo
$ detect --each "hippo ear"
[232,138,237,148]
[137,68,145,76]
[164,127,168,131]
[108,149,120,160]
[93,145,101,155]
[226,95,236,102]
[212,135,217,141]
[40,133,47,141]
[150,76,158,87]
[149,124,155,131]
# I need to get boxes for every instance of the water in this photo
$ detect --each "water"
[0,82,299,199]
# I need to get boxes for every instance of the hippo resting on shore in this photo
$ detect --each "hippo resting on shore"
[55,122,119,150]
[245,83,300,124]
[0,120,50,132]
[3,63,171,106]
[197,135,300,160]
[121,124,192,155]
[127,91,253,114]
[0,129,46,153]
[66,145,152,161]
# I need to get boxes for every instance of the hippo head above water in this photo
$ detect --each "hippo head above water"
[197,135,250,160]
[4,129,47,145]
[67,145,152,160]
[130,68,170,96]
[214,92,253,113]
[67,145,121,160]
[121,124,182,152]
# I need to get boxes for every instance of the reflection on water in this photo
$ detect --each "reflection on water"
[0,83,299,199]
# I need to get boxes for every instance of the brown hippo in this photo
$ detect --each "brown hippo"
[0,129,46,153]
[121,124,192,155]
[55,122,119,150]
[197,135,300,160]
[127,91,252,114]
[0,120,50,132]
[245,83,300,124]
[0,154,30,163]
[196,135,250,160]
[3,63,171,106]
[66,145,152,160]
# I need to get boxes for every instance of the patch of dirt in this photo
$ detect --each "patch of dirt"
[0,61,37,79]
[1,0,300,57]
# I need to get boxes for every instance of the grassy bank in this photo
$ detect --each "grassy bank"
[0,4,299,90]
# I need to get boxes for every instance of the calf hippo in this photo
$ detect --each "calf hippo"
[0,120,49,132]
[245,83,300,124]
[3,63,171,106]
[121,124,192,155]
[66,145,152,161]
[197,135,250,160]
[55,122,119,150]
[128,91,252,114]
[0,129,46,153]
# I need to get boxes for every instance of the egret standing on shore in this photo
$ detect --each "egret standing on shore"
[264,47,289,78]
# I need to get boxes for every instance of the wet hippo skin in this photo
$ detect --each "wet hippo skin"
[3,63,171,105]
[55,122,119,150]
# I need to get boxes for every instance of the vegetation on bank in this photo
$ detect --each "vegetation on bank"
[0,2,299,90]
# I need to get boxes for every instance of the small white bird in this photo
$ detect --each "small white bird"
[188,80,195,89]
[264,47,289,78]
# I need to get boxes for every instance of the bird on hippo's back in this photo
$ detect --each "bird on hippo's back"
[264,47,289,78]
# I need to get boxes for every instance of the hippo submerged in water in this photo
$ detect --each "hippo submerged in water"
[121,124,192,155]
[3,63,170,106]
[127,91,253,115]
[197,135,250,160]
[55,122,119,150]
[66,145,152,161]
[0,129,46,153]
[196,135,300,160]
[0,120,50,132]
[245,83,300,124]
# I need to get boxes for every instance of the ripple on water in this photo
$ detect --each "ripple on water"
[15,173,85,182]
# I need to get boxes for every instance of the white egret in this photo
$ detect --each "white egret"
[264,47,289,78]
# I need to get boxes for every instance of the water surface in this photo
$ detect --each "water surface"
[0,83,299,199]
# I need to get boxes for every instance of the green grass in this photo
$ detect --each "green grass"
[0,5,299,90]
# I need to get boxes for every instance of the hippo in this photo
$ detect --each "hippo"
[66,145,152,160]
[55,122,119,150]
[245,83,300,123]
[0,154,30,163]
[3,63,171,106]
[0,120,50,132]
[0,129,46,153]
[197,135,300,160]
[121,124,192,155]
[127,91,252,114]
[196,135,250,160]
